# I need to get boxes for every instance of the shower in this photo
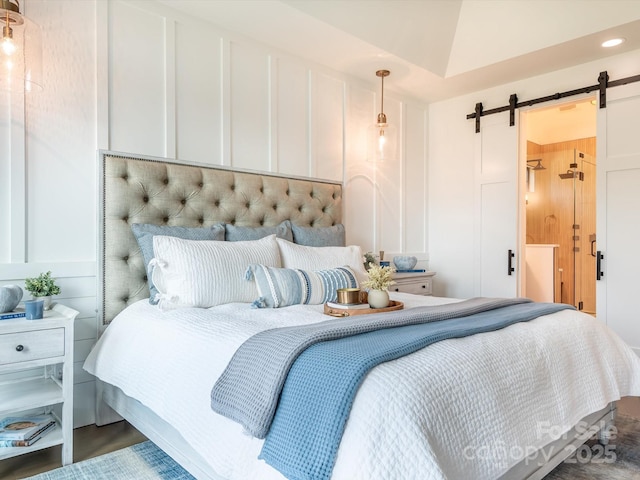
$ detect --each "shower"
[527,159,546,170]
[559,162,584,180]
[525,148,596,313]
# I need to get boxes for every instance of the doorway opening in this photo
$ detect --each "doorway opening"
[522,98,597,313]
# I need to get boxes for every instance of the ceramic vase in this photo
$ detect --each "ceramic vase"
[24,299,45,320]
[0,285,23,313]
[368,289,390,309]
[393,255,418,270]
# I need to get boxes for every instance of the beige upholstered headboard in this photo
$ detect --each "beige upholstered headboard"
[98,151,343,325]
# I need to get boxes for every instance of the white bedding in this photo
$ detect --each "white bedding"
[83,293,640,480]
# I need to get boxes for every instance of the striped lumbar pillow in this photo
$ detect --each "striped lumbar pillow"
[246,264,359,308]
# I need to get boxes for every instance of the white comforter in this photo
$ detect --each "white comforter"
[84,294,640,480]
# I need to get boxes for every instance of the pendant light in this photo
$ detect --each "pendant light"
[0,0,42,92]
[367,69,397,162]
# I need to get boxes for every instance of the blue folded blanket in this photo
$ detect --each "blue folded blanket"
[259,301,573,480]
[211,297,531,438]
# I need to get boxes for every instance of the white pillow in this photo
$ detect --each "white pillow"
[275,238,367,283]
[151,234,281,309]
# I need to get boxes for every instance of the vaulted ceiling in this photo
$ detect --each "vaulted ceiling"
[159,0,640,103]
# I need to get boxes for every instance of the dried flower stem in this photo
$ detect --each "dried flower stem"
[361,263,396,291]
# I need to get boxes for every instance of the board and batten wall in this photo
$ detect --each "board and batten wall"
[0,0,428,427]
[0,0,99,428]
[105,0,429,263]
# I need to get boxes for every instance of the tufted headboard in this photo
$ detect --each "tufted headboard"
[98,151,343,325]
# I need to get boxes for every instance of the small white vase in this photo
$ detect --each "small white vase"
[368,289,390,309]
[41,296,53,311]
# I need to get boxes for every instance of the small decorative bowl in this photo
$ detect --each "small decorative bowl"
[393,255,417,270]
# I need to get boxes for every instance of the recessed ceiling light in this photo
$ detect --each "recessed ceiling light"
[602,38,625,48]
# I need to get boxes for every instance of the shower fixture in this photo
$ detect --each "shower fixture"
[559,163,584,180]
[527,159,546,170]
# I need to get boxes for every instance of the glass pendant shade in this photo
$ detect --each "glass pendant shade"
[367,69,397,162]
[367,113,397,162]
[0,0,42,93]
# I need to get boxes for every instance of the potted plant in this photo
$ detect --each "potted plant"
[361,263,396,308]
[24,271,61,311]
[363,251,377,270]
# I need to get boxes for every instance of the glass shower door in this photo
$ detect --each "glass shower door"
[574,151,596,314]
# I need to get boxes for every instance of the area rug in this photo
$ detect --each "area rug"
[21,440,194,480]
[22,414,640,480]
[545,412,640,479]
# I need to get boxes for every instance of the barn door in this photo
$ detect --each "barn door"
[473,111,519,298]
[596,81,640,355]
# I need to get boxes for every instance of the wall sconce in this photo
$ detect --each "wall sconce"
[367,69,397,162]
[0,0,42,92]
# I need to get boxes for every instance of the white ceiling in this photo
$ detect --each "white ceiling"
[159,0,640,103]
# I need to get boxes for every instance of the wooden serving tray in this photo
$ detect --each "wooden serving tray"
[324,300,404,317]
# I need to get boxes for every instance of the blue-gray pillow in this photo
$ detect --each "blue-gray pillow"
[225,220,293,242]
[291,224,345,247]
[131,223,225,304]
[245,264,358,308]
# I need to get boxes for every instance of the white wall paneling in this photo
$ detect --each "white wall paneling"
[229,41,270,171]
[276,59,309,177]
[311,72,344,182]
[344,84,376,252]
[175,21,223,164]
[104,0,428,260]
[10,94,26,264]
[109,0,166,157]
[26,0,97,263]
[342,81,427,261]
[0,92,26,264]
[375,97,403,256]
[0,94,10,260]
[403,104,428,269]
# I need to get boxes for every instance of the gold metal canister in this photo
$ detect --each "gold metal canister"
[336,288,361,304]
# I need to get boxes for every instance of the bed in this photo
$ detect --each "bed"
[84,150,640,480]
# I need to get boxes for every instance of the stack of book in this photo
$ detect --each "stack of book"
[0,414,56,447]
[0,308,26,320]
[326,301,371,310]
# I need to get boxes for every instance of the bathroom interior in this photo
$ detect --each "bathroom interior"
[524,98,596,314]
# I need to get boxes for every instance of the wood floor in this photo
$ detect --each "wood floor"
[0,420,147,480]
[2,397,640,479]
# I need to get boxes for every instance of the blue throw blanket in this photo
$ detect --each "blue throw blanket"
[259,301,573,480]
[212,297,531,438]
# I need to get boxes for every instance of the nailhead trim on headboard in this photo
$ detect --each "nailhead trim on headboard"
[98,151,343,324]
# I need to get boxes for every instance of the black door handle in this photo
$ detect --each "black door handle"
[596,251,604,280]
[508,249,515,276]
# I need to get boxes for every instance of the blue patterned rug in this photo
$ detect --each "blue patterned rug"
[22,441,194,480]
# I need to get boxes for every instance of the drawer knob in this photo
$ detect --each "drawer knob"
[394,288,399,292]
[16,344,24,352]
[422,285,426,288]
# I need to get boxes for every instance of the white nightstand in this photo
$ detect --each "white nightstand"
[0,304,78,465]
[392,271,436,296]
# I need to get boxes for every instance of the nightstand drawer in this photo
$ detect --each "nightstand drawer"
[0,328,65,365]
[393,280,433,296]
